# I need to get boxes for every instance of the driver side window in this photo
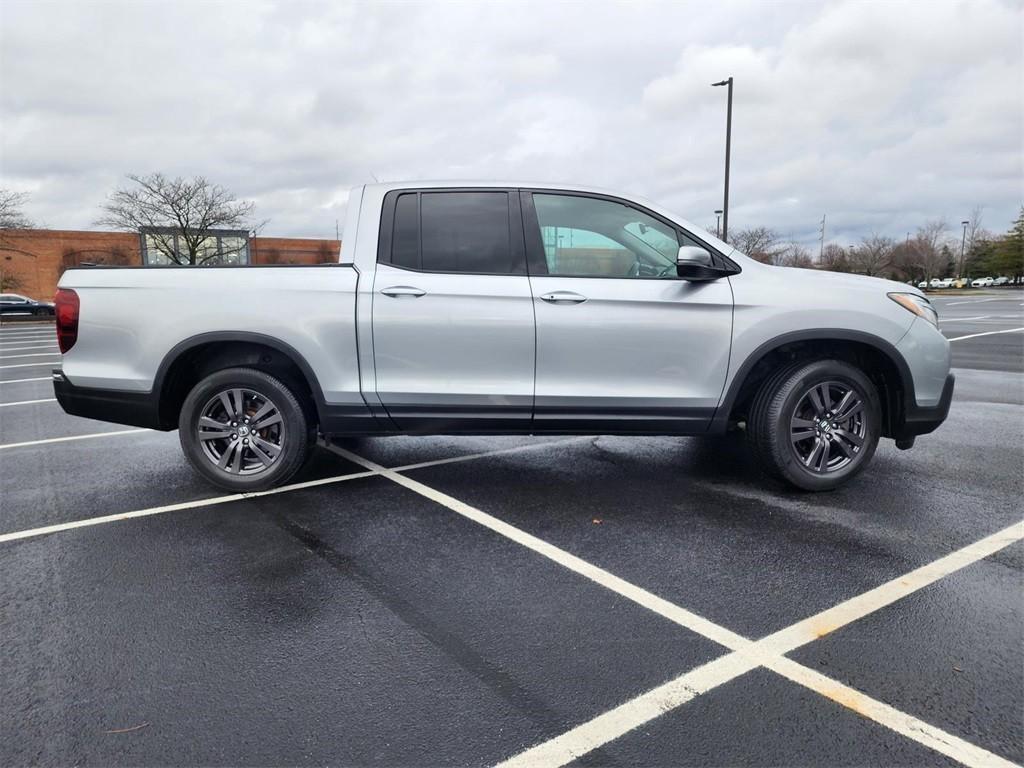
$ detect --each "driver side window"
[532,193,680,278]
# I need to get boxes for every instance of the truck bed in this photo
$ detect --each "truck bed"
[57,264,361,405]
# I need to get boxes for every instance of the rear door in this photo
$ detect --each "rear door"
[521,190,734,433]
[371,189,535,431]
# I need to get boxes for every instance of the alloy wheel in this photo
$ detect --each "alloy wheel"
[789,380,867,474]
[196,387,285,475]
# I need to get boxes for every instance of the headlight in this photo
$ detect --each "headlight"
[888,292,938,327]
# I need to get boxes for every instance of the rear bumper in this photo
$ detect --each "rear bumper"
[52,369,166,430]
[895,372,954,439]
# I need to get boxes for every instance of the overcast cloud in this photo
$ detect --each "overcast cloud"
[1,0,1021,247]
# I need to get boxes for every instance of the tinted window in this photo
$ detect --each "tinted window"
[388,191,517,274]
[421,192,513,273]
[391,193,419,269]
[532,194,680,278]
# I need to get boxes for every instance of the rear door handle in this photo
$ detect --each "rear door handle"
[380,286,426,298]
[540,291,587,304]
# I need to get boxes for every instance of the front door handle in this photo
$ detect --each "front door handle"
[380,286,426,298]
[540,291,587,304]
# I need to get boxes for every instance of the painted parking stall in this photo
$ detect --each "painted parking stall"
[1,296,1022,766]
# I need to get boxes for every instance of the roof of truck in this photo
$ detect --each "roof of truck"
[360,180,631,196]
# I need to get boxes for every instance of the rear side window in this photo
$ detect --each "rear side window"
[391,193,419,269]
[386,191,522,274]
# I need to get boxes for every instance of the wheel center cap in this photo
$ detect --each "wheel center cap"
[238,425,250,437]
[819,419,832,433]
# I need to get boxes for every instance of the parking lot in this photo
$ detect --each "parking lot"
[1,291,1021,767]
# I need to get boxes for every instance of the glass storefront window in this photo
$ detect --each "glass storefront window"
[140,229,250,266]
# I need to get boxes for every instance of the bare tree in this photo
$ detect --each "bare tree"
[908,219,952,280]
[961,206,993,277]
[97,173,261,265]
[777,244,815,269]
[820,243,851,273]
[0,190,37,291]
[0,272,22,292]
[0,189,34,229]
[965,206,985,255]
[889,239,918,281]
[58,245,133,279]
[849,234,895,276]
[731,226,786,264]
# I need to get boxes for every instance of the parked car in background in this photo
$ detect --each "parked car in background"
[972,277,995,288]
[929,278,943,288]
[0,293,55,316]
[917,280,929,289]
[933,278,954,288]
[994,276,1011,286]
[51,181,954,493]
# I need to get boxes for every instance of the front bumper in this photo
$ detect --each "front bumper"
[52,369,165,430]
[895,372,954,440]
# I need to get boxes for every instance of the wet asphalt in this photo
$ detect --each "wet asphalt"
[0,291,1021,767]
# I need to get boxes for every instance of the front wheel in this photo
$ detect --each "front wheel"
[178,367,314,491]
[747,360,881,491]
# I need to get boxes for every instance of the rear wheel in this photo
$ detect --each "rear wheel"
[178,367,314,491]
[747,359,881,491]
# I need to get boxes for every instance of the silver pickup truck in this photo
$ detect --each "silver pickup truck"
[53,181,953,492]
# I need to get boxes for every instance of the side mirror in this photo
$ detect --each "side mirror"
[676,246,728,281]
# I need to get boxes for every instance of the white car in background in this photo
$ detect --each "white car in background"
[929,278,943,288]
[993,276,1011,286]
[971,277,994,288]
[935,278,955,288]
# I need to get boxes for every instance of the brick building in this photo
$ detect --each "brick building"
[0,228,341,301]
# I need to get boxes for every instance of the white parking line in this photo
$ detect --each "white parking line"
[0,336,58,341]
[0,376,51,384]
[1,430,1018,766]
[947,327,1024,342]
[0,473,385,544]
[0,438,579,543]
[325,448,1022,768]
[0,344,59,352]
[326,444,1021,768]
[0,428,148,451]
[0,332,56,339]
[0,361,58,369]
[0,352,61,359]
[0,398,56,408]
[500,652,762,768]
[937,316,990,323]
[942,298,1004,306]
[481,509,1023,767]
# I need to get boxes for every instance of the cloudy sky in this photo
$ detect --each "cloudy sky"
[1,0,1021,247]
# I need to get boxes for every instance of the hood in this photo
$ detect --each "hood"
[768,265,925,298]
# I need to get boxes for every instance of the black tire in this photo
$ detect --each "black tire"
[747,359,881,491]
[178,367,314,491]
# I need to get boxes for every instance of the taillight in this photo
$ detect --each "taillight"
[55,288,80,353]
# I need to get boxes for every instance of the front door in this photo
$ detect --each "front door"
[521,190,734,433]
[371,189,535,432]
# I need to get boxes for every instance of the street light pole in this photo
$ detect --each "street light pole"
[712,77,733,243]
[959,220,969,278]
[714,210,723,239]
